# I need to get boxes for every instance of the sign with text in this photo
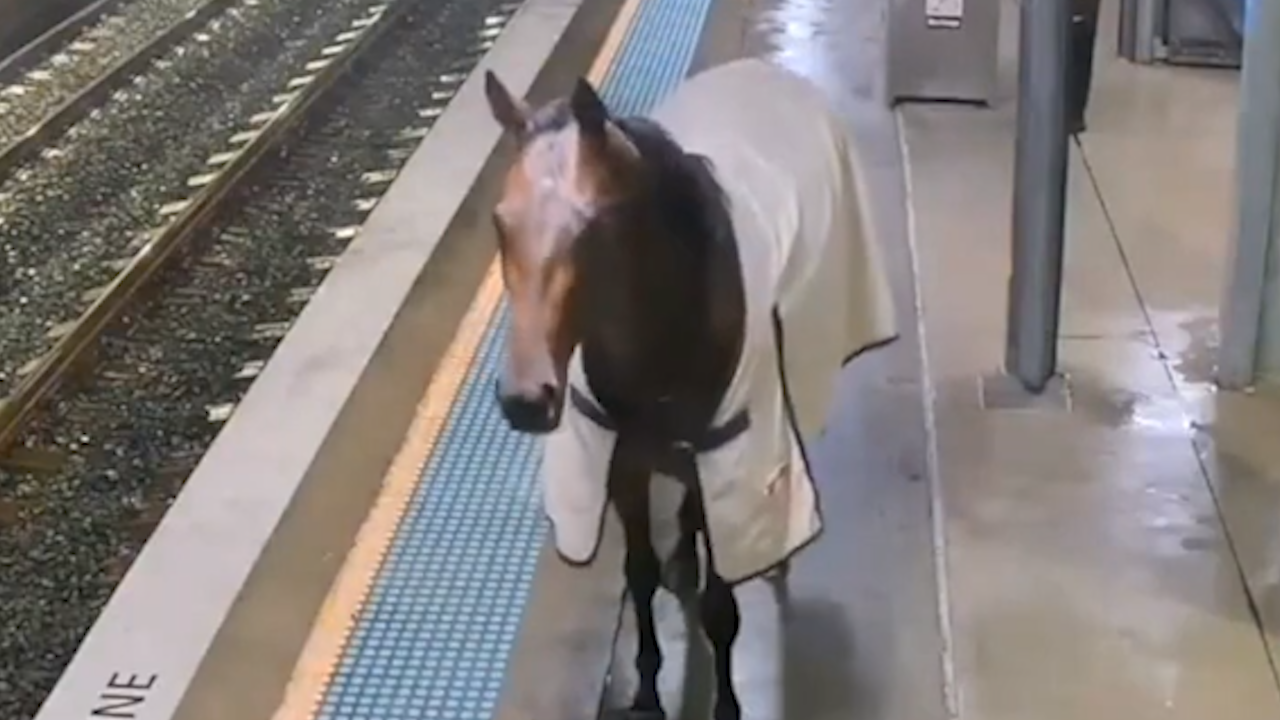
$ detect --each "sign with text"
[90,673,158,718]
[925,0,964,28]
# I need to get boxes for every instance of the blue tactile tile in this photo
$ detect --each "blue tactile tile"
[318,0,716,718]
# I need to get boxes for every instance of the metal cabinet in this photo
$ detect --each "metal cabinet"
[886,0,1002,105]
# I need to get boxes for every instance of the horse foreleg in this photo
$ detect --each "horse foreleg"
[766,558,790,600]
[701,567,741,720]
[663,492,701,602]
[674,459,740,719]
[772,559,790,581]
[613,490,665,718]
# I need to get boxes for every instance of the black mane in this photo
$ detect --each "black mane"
[611,116,734,254]
[573,114,745,431]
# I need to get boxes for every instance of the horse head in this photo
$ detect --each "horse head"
[482,71,642,434]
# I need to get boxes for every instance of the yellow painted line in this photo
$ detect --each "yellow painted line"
[267,0,645,716]
[588,0,643,82]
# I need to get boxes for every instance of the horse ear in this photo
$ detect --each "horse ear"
[484,70,529,136]
[569,78,609,141]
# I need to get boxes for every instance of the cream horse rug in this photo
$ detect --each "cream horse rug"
[542,58,898,585]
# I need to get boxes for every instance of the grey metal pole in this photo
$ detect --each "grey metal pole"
[1117,0,1138,61]
[1121,0,1161,64]
[1218,0,1280,389]
[1005,0,1072,393]
[1116,0,1159,63]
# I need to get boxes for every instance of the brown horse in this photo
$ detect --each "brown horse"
[486,69,744,719]
[485,59,896,720]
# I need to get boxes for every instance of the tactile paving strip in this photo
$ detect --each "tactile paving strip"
[318,0,716,718]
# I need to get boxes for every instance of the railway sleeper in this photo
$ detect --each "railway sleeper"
[1,444,68,474]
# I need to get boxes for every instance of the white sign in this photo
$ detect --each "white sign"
[925,0,964,28]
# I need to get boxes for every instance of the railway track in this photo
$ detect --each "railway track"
[0,0,519,715]
[0,0,234,170]
[0,0,401,455]
[0,0,129,85]
[0,0,401,445]
[0,0,107,62]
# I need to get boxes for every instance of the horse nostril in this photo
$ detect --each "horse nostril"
[496,378,562,434]
[538,382,560,406]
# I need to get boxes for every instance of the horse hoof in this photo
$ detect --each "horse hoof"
[713,699,742,720]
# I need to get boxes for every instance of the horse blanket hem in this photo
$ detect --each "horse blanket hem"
[844,333,901,366]
[545,508,607,568]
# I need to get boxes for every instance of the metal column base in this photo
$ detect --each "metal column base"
[980,373,1072,412]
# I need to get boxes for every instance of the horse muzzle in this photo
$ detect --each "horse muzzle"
[495,379,563,435]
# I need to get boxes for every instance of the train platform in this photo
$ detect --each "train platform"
[902,0,1280,717]
[24,0,1280,719]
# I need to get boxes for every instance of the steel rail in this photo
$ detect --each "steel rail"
[0,0,125,82]
[0,0,410,456]
[0,0,244,180]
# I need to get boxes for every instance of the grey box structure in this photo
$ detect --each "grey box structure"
[886,0,1001,105]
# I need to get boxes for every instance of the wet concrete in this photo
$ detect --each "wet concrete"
[902,0,1280,717]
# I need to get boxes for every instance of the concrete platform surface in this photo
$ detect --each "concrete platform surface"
[901,0,1280,717]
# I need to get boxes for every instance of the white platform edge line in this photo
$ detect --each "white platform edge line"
[895,107,962,720]
[32,0,587,718]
